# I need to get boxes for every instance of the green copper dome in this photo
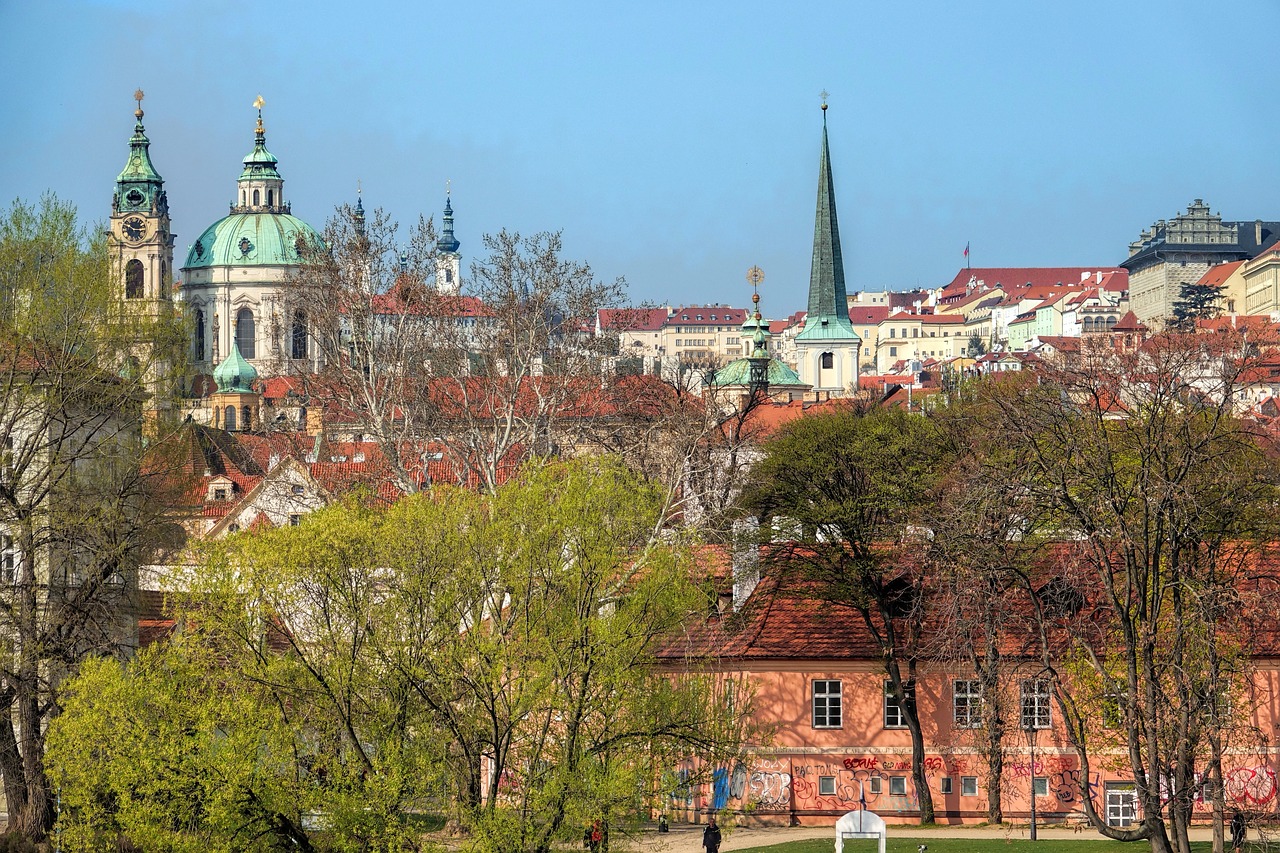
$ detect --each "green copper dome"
[183,212,321,269]
[213,341,258,393]
[709,357,805,388]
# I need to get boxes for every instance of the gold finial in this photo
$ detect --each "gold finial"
[253,94,265,134]
[133,88,145,120]
[446,178,451,197]
[820,89,829,111]
[746,265,765,287]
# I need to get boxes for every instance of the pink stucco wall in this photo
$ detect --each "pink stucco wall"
[672,663,1280,827]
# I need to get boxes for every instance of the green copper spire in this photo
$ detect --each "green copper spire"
[114,89,166,215]
[795,103,858,342]
[213,340,258,393]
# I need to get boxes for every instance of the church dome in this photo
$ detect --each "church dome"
[181,99,322,271]
[213,341,258,393]
[709,357,805,389]
[184,211,321,269]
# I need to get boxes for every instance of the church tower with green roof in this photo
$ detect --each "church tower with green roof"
[794,101,860,395]
[108,89,175,308]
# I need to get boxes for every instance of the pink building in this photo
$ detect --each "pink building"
[664,566,1280,828]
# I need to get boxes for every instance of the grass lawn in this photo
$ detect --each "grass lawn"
[732,840,1260,853]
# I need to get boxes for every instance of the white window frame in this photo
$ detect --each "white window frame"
[812,680,842,729]
[1033,777,1049,796]
[1020,679,1051,729]
[884,681,906,729]
[869,776,882,795]
[954,679,982,728]
[889,776,906,796]
[961,776,978,796]
[819,776,837,796]
[940,777,953,794]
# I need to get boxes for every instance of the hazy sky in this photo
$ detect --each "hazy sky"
[3,0,1278,316]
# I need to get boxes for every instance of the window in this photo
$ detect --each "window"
[819,776,836,796]
[213,487,228,502]
[869,777,882,795]
[291,484,304,496]
[288,514,301,527]
[940,777,953,795]
[1033,777,1049,796]
[267,189,274,207]
[224,406,236,431]
[812,680,842,728]
[889,328,896,338]
[961,776,978,796]
[884,681,906,728]
[1020,679,1051,729]
[228,523,240,533]
[889,776,906,796]
[954,679,982,728]
[889,346,897,357]
[125,259,144,299]
[253,189,260,206]
[241,405,251,430]
[235,307,256,359]
[194,308,206,361]
[821,352,834,369]
[0,534,16,583]
[291,310,307,359]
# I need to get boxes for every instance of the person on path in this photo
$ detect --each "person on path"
[1232,810,1246,852]
[702,816,722,853]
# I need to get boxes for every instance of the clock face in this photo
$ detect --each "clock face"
[123,217,145,241]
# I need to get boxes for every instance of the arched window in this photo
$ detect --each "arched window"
[224,406,237,431]
[241,191,246,206]
[445,267,453,284]
[194,308,206,361]
[253,189,260,207]
[267,189,274,207]
[821,352,834,369]
[291,310,307,359]
[125,259,144,299]
[236,307,256,359]
[241,406,252,431]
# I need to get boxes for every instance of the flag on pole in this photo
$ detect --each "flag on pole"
[963,242,970,258]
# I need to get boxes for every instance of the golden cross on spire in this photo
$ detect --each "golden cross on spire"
[253,94,265,112]
[820,89,829,106]
[133,88,145,120]
[357,178,362,196]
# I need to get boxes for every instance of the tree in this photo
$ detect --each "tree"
[744,405,947,824]
[985,331,1280,853]
[287,206,627,494]
[1168,280,1223,331]
[0,196,188,841]
[49,457,752,853]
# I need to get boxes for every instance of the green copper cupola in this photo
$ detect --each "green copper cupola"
[114,89,166,216]
[233,95,287,214]
[795,102,858,342]
[213,340,259,393]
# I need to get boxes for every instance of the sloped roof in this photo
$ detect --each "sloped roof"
[598,307,669,332]
[1197,260,1245,287]
[1111,311,1147,333]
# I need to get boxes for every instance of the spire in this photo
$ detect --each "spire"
[114,89,165,214]
[234,94,285,213]
[795,99,859,343]
[746,266,769,395]
[437,187,460,254]
[354,189,365,238]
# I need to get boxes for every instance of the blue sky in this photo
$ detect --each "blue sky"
[2,0,1277,316]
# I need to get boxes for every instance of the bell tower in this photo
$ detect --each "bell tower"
[109,89,175,308]
[435,188,461,294]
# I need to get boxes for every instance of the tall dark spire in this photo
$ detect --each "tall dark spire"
[795,102,858,342]
[437,193,460,254]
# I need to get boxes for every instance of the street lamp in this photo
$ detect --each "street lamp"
[1023,717,1039,841]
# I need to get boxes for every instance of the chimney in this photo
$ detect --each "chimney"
[731,518,761,612]
[1257,220,1264,245]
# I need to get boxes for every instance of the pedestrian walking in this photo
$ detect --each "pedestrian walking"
[702,816,722,853]
[1232,810,1246,852]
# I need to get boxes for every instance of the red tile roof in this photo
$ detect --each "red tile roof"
[598,307,669,332]
[670,306,748,325]
[1111,311,1148,333]
[1197,261,1245,287]
[940,267,1128,303]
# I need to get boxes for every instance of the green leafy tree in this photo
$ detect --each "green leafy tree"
[743,405,948,824]
[0,196,188,841]
[50,458,751,853]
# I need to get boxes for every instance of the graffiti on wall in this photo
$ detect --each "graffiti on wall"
[748,759,792,810]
